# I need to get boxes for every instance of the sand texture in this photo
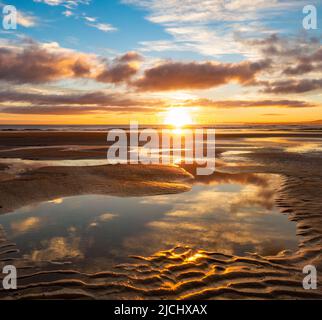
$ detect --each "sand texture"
[0,131,321,299]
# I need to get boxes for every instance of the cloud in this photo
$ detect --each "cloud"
[283,64,316,76]
[239,33,322,94]
[81,14,117,33]
[123,0,306,56]
[33,0,90,8]
[1,89,313,116]
[62,10,74,17]
[115,51,143,63]
[0,39,142,85]
[86,22,117,33]
[123,0,303,24]
[97,63,137,82]
[247,34,322,78]
[96,52,143,83]
[84,16,96,22]
[0,89,166,114]
[0,90,154,106]
[0,105,156,114]
[133,59,271,91]
[0,38,272,90]
[35,1,117,32]
[34,0,66,5]
[0,41,94,83]
[17,11,38,27]
[0,2,38,28]
[34,0,102,31]
[184,98,316,108]
[282,47,322,76]
[138,40,184,53]
[262,79,322,94]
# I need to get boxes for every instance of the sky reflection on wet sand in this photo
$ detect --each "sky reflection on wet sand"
[0,172,297,272]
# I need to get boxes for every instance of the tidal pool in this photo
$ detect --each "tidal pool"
[0,173,298,272]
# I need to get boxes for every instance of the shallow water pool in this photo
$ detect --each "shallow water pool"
[0,173,298,272]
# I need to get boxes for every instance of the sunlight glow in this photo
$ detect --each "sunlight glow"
[163,108,193,128]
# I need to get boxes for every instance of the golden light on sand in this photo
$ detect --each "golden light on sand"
[164,108,193,128]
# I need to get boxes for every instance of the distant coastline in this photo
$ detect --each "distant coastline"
[1,123,322,132]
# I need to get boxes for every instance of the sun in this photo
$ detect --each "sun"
[163,108,193,128]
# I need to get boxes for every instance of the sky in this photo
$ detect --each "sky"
[0,0,321,124]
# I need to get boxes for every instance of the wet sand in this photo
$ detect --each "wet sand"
[0,164,193,215]
[0,130,322,299]
[1,130,322,160]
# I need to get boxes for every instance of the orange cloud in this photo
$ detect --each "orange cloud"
[184,98,317,108]
[133,59,271,91]
[0,42,93,83]
[96,52,143,83]
[0,89,166,114]
[0,40,143,85]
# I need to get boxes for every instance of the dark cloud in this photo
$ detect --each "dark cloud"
[0,90,152,107]
[184,98,316,108]
[283,64,316,76]
[262,79,322,94]
[0,105,156,115]
[282,47,322,76]
[244,34,320,59]
[96,63,138,83]
[0,106,108,115]
[0,44,93,84]
[0,89,166,115]
[0,40,143,85]
[241,34,322,94]
[115,51,143,63]
[96,52,143,83]
[133,59,271,91]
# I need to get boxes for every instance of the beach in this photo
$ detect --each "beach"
[0,127,321,299]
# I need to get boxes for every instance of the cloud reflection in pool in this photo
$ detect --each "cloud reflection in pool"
[0,173,298,272]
